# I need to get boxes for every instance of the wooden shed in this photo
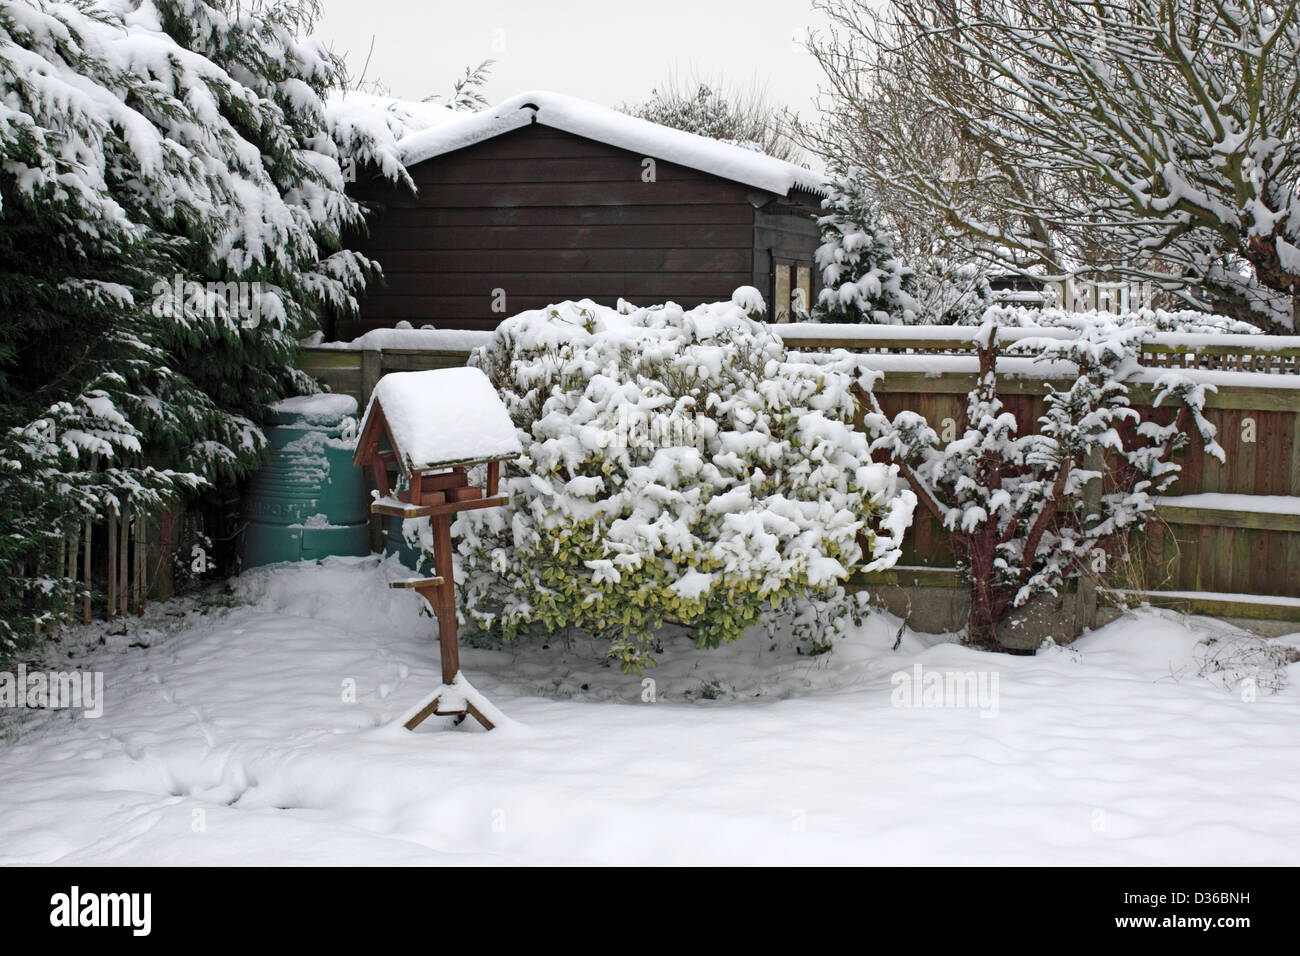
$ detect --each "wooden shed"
[336,91,827,338]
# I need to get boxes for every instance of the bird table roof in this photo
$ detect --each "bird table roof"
[355,367,522,474]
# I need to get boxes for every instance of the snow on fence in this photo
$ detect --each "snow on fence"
[776,324,1300,376]
[298,325,1300,627]
[300,329,491,407]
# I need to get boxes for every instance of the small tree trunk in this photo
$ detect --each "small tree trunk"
[966,533,1000,649]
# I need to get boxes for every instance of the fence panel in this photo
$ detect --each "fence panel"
[298,326,1300,623]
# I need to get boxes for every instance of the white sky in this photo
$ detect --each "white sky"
[315,0,832,117]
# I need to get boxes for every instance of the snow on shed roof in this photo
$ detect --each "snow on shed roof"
[361,367,522,472]
[398,90,828,198]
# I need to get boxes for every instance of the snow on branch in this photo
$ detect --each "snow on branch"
[861,307,1222,647]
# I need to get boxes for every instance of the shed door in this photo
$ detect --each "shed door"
[772,260,813,323]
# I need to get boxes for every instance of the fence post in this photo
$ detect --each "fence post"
[56,536,67,628]
[360,349,382,407]
[118,510,129,617]
[107,512,118,619]
[134,509,146,614]
[66,525,78,625]
[82,518,92,624]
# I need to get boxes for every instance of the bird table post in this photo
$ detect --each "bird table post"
[353,367,522,732]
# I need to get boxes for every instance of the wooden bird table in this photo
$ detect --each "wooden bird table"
[369,462,508,730]
[353,367,524,732]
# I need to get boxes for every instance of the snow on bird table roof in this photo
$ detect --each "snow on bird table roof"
[362,367,522,471]
[398,90,828,198]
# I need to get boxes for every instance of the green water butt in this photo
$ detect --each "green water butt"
[380,514,434,573]
[241,394,371,569]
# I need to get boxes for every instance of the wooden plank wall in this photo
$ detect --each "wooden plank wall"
[298,348,471,406]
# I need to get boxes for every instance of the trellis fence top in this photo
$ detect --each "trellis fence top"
[774,323,1300,374]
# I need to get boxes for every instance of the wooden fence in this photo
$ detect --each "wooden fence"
[299,345,478,407]
[37,509,157,634]
[33,492,224,632]
[299,326,1300,625]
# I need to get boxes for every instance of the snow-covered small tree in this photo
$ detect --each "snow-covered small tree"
[864,313,1223,648]
[813,171,920,324]
[913,257,995,325]
[452,290,916,671]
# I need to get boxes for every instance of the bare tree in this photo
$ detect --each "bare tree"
[803,0,1300,331]
[623,68,805,164]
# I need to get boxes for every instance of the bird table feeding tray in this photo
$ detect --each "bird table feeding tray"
[353,367,523,731]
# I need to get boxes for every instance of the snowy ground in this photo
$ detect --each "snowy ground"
[2,555,1298,866]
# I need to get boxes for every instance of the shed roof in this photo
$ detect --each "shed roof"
[397,90,828,198]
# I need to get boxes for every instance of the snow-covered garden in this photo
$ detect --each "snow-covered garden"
[2,555,1298,866]
[3,0,1300,873]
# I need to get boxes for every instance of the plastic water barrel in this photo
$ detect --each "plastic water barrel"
[241,393,370,568]
[382,514,434,573]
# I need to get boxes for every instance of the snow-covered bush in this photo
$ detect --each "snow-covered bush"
[452,290,916,671]
[913,258,995,325]
[813,170,919,324]
[864,312,1224,649]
